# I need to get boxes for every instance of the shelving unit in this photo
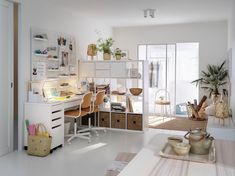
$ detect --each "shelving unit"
[78,60,149,131]
[31,28,77,81]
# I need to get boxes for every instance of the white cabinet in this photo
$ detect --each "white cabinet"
[24,102,64,149]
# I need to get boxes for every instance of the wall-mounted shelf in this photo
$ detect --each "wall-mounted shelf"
[34,38,48,42]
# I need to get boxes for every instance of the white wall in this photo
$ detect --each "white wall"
[18,0,112,149]
[113,21,228,98]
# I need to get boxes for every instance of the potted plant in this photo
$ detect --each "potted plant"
[114,48,122,60]
[97,38,114,60]
[191,61,228,103]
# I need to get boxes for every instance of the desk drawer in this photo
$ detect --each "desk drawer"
[51,104,63,112]
[52,116,63,127]
[51,110,64,121]
[51,124,64,149]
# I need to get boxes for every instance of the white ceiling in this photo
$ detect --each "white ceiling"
[49,0,234,27]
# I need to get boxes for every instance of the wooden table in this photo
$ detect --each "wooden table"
[119,134,235,176]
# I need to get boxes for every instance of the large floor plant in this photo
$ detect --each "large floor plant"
[192,61,228,98]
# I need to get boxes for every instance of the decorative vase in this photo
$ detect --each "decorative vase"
[103,53,111,60]
[116,55,121,60]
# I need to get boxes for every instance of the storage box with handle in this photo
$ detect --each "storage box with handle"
[27,123,52,157]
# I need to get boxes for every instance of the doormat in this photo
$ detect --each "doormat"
[149,117,207,131]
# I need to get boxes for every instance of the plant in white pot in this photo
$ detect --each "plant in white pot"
[191,61,228,104]
[97,38,114,60]
[114,48,122,60]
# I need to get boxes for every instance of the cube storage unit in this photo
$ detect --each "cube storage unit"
[79,60,149,131]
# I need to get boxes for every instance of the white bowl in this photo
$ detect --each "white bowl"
[168,137,183,147]
[173,143,191,156]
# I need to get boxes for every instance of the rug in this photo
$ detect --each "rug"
[105,152,136,176]
[149,117,207,131]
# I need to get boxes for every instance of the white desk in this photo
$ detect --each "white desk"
[119,134,235,176]
[24,95,83,150]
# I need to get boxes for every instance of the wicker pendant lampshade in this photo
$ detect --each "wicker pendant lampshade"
[87,44,97,60]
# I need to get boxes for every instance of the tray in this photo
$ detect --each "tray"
[159,141,216,164]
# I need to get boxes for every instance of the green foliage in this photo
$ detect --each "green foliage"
[114,48,122,56]
[191,61,228,97]
[97,38,114,54]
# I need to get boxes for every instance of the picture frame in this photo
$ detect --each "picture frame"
[121,50,129,59]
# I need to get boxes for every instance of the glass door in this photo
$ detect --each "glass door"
[138,43,199,117]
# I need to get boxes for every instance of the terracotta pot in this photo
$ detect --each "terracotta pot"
[116,55,121,60]
[103,53,111,60]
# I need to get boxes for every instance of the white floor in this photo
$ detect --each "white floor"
[0,129,185,176]
[0,124,234,176]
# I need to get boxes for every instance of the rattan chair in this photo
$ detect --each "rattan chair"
[154,89,172,121]
[64,92,93,143]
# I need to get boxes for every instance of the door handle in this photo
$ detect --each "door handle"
[11,82,13,88]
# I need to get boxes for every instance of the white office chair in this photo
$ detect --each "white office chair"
[154,89,172,121]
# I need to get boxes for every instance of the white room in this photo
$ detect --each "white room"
[0,0,235,176]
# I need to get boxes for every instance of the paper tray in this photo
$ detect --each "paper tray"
[159,141,216,164]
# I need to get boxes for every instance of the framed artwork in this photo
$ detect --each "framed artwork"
[121,50,129,59]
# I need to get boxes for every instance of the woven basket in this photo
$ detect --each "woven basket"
[129,88,142,96]
[27,123,52,157]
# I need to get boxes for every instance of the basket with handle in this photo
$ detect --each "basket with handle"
[27,123,52,157]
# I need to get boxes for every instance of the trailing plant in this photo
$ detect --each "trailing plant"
[191,61,228,97]
[97,38,114,54]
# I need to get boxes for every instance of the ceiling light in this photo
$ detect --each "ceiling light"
[143,9,156,18]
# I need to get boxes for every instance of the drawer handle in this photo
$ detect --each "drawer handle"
[52,110,62,114]
[102,118,104,121]
[133,121,136,124]
[52,124,61,129]
[117,120,120,123]
[52,117,62,121]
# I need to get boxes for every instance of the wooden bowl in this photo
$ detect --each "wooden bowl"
[129,88,142,96]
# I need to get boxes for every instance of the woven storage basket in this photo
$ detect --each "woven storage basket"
[27,135,52,157]
[111,113,125,129]
[27,123,52,157]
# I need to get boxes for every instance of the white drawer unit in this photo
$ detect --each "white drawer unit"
[24,102,65,150]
